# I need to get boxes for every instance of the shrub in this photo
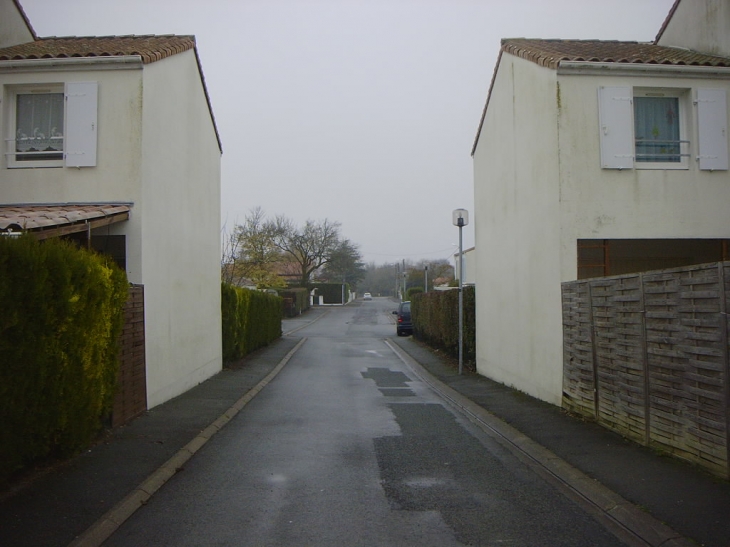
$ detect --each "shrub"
[0,235,128,480]
[279,287,310,317]
[310,282,350,304]
[407,287,423,300]
[411,286,475,370]
[221,283,282,362]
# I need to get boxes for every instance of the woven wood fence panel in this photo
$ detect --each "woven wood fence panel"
[562,263,730,478]
[112,284,147,427]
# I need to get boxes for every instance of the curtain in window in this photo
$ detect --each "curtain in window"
[634,97,680,162]
[16,93,64,160]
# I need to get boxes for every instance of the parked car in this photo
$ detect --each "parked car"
[363,292,372,300]
[392,301,412,336]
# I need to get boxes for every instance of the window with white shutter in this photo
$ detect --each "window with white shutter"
[5,81,98,168]
[598,86,634,169]
[65,82,98,168]
[697,88,728,171]
[598,85,728,172]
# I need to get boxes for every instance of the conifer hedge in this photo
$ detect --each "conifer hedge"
[411,286,476,370]
[221,283,282,362]
[310,282,350,304]
[0,235,128,480]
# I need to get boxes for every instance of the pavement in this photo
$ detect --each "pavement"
[1,306,729,547]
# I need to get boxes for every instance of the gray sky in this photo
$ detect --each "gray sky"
[22,0,675,265]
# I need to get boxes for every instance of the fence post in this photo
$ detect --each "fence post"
[587,281,600,421]
[718,262,730,479]
[638,272,651,447]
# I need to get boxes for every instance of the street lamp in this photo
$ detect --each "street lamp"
[452,209,469,375]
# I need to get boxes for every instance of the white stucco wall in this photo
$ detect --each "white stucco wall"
[473,53,730,406]
[140,50,222,407]
[1,52,222,409]
[0,0,34,48]
[472,54,564,405]
[657,0,730,58]
[558,70,730,277]
[454,247,476,285]
[0,64,145,284]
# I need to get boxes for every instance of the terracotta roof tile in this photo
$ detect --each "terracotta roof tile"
[0,35,196,64]
[0,204,131,233]
[501,38,730,69]
[0,34,222,152]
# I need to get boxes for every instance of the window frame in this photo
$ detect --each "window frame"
[632,87,690,171]
[6,83,66,169]
[4,81,98,169]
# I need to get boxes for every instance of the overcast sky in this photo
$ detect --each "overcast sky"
[21,0,675,266]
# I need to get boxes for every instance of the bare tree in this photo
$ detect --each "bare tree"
[268,216,342,288]
[222,207,286,289]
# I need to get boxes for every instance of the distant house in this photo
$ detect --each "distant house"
[471,0,730,405]
[0,0,222,408]
[453,246,475,286]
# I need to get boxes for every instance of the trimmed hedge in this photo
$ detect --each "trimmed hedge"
[221,283,282,362]
[411,286,476,370]
[279,287,309,317]
[407,287,423,300]
[311,282,350,304]
[0,235,128,481]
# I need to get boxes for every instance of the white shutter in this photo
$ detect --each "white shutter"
[65,82,98,167]
[597,86,634,169]
[697,88,728,171]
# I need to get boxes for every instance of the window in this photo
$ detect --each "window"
[634,93,683,164]
[10,85,64,167]
[598,86,728,171]
[5,82,98,168]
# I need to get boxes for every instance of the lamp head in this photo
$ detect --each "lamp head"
[452,208,468,227]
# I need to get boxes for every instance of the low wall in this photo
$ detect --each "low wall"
[112,284,147,427]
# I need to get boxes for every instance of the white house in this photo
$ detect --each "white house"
[454,246,476,286]
[0,0,222,408]
[471,0,730,405]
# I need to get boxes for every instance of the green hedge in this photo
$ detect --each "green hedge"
[411,286,476,370]
[0,235,128,480]
[311,282,350,304]
[279,287,310,317]
[221,283,282,362]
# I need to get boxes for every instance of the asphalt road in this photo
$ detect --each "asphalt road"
[102,298,627,546]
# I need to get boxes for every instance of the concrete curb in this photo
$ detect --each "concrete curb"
[67,338,308,547]
[384,339,695,547]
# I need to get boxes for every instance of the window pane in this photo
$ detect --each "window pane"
[16,93,64,161]
[634,96,680,162]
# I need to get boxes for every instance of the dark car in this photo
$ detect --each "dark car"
[392,301,413,336]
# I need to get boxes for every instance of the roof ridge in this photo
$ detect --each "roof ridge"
[37,34,195,40]
[500,37,730,70]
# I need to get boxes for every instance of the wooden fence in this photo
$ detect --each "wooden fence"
[112,284,147,427]
[562,262,730,478]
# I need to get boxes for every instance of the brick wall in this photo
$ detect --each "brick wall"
[112,284,147,427]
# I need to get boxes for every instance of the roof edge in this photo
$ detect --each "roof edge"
[13,0,38,41]
[192,45,222,154]
[655,0,682,44]
[471,49,503,157]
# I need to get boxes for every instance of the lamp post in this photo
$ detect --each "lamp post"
[452,208,469,375]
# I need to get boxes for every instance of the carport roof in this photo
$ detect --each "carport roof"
[0,203,131,239]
